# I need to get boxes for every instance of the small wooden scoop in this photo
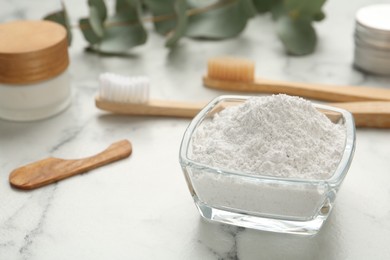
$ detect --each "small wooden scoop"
[9,139,132,190]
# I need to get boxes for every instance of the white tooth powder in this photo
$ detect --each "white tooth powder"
[189,95,347,218]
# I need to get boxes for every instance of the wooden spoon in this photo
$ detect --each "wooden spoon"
[9,139,132,190]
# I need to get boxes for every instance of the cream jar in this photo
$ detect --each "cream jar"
[354,4,390,75]
[0,20,71,121]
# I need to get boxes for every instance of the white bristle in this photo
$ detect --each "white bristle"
[98,73,150,104]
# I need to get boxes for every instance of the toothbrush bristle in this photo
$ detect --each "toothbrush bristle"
[98,73,150,103]
[207,57,255,82]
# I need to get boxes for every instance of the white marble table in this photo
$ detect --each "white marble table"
[1,0,390,259]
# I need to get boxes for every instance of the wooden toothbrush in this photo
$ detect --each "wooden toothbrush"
[9,139,132,190]
[95,96,204,118]
[95,97,390,128]
[203,57,390,102]
[95,73,390,128]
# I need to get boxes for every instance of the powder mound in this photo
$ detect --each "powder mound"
[191,94,346,180]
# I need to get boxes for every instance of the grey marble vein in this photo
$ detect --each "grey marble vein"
[18,186,57,260]
[48,127,85,154]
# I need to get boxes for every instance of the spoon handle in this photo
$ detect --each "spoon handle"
[9,140,132,190]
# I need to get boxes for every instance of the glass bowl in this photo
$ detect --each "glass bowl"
[179,95,356,235]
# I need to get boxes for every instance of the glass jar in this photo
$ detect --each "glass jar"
[179,95,356,235]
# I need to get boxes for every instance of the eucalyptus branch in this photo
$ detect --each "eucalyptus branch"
[44,0,327,55]
[77,0,237,29]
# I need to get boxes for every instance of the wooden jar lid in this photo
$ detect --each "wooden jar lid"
[0,20,69,84]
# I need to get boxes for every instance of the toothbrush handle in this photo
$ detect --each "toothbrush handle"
[95,97,205,118]
[9,140,132,190]
[330,101,390,128]
[95,96,390,128]
[203,76,390,102]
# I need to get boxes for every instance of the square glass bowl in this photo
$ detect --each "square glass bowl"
[179,95,356,235]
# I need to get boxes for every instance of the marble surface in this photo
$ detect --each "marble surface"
[1,0,390,259]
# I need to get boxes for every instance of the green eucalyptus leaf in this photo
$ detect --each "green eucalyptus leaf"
[276,15,316,55]
[43,3,72,45]
[284,0,326,19]
[91,0,147,54]
[88,0,107,20]
[88,0,107,37]
[165,0,188,47]
[186,0,256,39]
[97,18,147,54]
[89,7,105,37]
[270,2,285,20]
[253,0,276,13]
[241,0,257,18]
[79,18,102,44]
[252,0,276,13]
[313,10,325,21]
[115,0,139,16]
[143,0,176,35]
